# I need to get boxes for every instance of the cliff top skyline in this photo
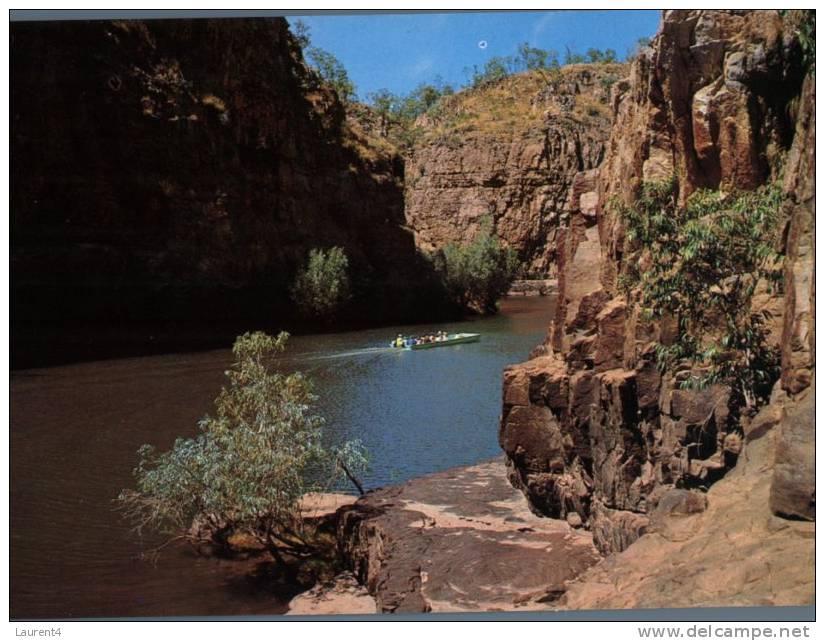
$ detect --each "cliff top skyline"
[288,10,661,98]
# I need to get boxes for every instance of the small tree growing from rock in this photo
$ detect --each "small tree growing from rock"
[615,178,784,408]
[117,331,367,566]
[291,246,352,320]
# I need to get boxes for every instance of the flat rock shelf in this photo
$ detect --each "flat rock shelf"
[329,458,601,613]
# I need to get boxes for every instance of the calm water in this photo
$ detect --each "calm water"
[10,296,553,618]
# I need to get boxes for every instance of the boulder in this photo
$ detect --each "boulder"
[770,388,815,520]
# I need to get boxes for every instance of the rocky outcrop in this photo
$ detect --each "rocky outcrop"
[500,9,813,562]
[770,70,815,521]
[507,279,558,297]
[10,18,444,367]
[335,459,601,613]
[557,392,815,610]
[404,67,620,276]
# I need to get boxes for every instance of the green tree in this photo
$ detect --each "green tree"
[615,178,783,407]
[584,48,617,63]
[465,56,512,88]
[117,331,368,565]
[306,46,357,102]
[432,220,519,313]
[367,88,399,136]
[397,80,454,121]
[781,10,815,76]
[516,42,555,71]
[291,18,311,50]
[291,247,352,319]
[564,46,586,65]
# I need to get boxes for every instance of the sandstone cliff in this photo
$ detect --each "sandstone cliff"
[404,66,621,276]
[10,18,444,366]
[500,8,814,583]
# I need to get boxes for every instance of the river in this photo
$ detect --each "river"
[10,296,554,618]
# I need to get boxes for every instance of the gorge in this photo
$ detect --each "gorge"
[329,9,815,613]
[9,10,815,618]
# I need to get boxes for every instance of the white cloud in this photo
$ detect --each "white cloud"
[409,55,436,78]
[531,13,554,42]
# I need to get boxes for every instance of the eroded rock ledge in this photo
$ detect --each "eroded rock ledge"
[558,387,815,610]
[332,459,601,613]
[294,412,813,614]
[405,66,620,277]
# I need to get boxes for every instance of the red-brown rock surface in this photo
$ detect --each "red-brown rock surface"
[404,67,620,276]
[558,396,814,609]
[500,9,814,566]
[335,459,601,613]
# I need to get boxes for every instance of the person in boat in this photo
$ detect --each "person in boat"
[393,334,404,348]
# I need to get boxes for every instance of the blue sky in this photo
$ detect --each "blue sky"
[287,11,661,100]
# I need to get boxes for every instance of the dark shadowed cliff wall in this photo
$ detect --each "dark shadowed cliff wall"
[11,18,445,367]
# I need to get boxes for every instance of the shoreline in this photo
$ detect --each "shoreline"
[289,457,601,614]
[288,409,815,614]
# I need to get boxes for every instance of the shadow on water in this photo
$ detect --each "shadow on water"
[10,296,554,618]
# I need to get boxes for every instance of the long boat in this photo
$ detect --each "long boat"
[396,333,480,350]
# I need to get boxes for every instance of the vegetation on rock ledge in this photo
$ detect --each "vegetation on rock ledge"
[616,178,784,407]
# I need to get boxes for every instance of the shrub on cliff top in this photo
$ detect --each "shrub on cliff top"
[306,46,357,103]
[432,219,519,314]
[291,246,352,320]
[290,20,357,103]
[117,331,367,565]
[616,178,784,407]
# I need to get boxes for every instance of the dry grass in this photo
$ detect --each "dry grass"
[420,63,628,142]
[339,62,628,163]
[341,118,398,168]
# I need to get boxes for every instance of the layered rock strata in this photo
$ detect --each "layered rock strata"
[557,389,815,609]
[404,67,620,276]
[500,10,814,560]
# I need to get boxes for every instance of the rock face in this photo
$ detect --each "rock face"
[335,459,601,613]
[557,399,815,610]
[500,8,814,563]
[10,18,444,367]
[405,67,620,276]
[769,71,816,522]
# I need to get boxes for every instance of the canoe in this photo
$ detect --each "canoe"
[407,333,480,350]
